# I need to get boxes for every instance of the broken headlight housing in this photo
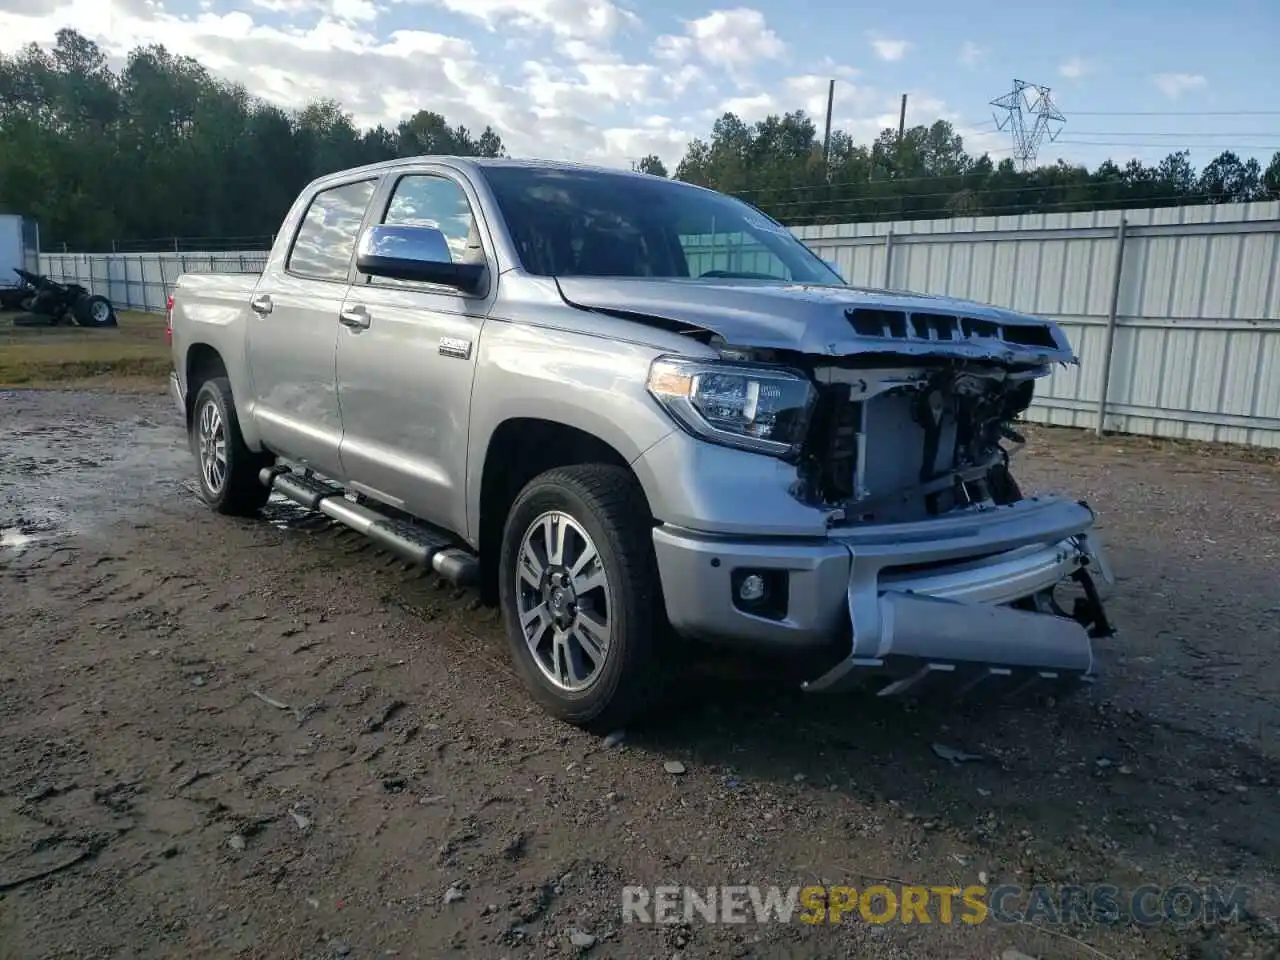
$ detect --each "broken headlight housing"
[646,356,817,458]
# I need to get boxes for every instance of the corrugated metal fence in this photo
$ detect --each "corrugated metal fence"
[38,250,267,315]
[39,199,1280,447]
[795,201,1280,448]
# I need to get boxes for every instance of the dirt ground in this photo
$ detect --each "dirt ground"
[1,388,1278,960]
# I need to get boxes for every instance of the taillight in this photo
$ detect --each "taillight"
[165,295,174,345]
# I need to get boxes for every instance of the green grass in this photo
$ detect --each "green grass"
[0,310,170,390]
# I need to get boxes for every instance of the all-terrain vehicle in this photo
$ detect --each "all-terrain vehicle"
[0,268,37,312]
[1,268,117,327]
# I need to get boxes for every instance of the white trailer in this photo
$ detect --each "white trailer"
[0,215,25,283]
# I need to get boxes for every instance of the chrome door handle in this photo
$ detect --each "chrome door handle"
[250,294,273,316]
[338,306,370,329]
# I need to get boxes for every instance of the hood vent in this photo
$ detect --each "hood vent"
[846,308,1058,350]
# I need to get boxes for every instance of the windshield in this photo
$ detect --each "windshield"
[478,165,842,284]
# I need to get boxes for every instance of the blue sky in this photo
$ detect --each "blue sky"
[1,0,1276,174]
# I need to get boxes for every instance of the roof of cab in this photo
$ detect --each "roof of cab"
[307,155,667,191]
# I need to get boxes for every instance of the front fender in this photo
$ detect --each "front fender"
[465,318,676,542]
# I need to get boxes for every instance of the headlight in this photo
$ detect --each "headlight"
[646,357,816,458]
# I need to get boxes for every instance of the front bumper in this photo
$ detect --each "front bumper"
[651,496,1115,698]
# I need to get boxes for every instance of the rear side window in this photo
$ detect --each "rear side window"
[287,179,377,281]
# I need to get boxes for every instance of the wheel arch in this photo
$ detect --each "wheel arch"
[184,342,229,428]
[475,417,652,605]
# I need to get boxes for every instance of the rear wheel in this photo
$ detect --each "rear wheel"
[190,377,271,516]
[498,464,668,732]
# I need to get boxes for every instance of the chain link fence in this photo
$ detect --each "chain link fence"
[38,251,267,314]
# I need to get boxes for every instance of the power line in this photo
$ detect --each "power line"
[776,191,1254,225]
[759,187,1237,214]
[1064,110,1280,117]
[728,161,1255,200]
[735,176,1140,201]
[1053,139,1280,150]
[962,114,1280,129]
[1063,130,1280,138]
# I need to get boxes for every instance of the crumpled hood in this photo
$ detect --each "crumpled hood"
[554,276,1077,366]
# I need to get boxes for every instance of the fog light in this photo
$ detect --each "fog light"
[731,569,789,620]
[738,573,766,602]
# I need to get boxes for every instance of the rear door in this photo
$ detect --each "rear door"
[245,176,378,477]
[335,166,498,535]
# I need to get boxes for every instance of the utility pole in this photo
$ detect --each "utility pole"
[873,93,909,183]
[822,78,835,167]
[893,93,908,179]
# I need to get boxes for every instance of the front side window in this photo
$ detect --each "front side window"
[380,174,484,269]
[478,166,840,284]
[287,179,377,281]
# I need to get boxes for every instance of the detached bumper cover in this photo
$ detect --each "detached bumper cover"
[651,496,1115,698]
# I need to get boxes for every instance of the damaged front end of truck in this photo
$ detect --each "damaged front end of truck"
[738,302,1115,700]
[561,277,1118,702]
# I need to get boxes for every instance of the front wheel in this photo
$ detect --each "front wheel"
[190,377,272,516]
[498,464,668,731]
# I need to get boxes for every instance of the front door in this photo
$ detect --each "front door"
[245,177,378,477]
[335,168,497,536]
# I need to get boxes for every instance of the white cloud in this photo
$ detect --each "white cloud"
[868,34,910,62]
[1153,72,1207,99]
[522,58,654,118]
[248,0,378,20]
[661,63,707,98]
[810,57,858,81]
[600,125,692,165]
[652,34,693,62]
[683,8,786,69]
[714,92,778,124]
[408,0,640,41]
[784,74,875,123]
[1058,57,1090,80]
[958,40,984,67]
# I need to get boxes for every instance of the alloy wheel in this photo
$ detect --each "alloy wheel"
[514,510,613,691]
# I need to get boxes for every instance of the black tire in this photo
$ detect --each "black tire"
[73,294,117,328]
[189,377,272,516]
[498,464,669,732]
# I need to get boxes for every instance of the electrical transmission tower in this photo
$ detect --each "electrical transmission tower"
[990,79,1065,171]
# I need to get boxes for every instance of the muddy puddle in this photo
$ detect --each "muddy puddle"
[0,388,361,557]
[0,390,192,550]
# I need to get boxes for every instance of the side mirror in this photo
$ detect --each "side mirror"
[356,224,486,294]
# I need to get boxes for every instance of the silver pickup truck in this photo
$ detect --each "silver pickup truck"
[167,156,1116,730]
